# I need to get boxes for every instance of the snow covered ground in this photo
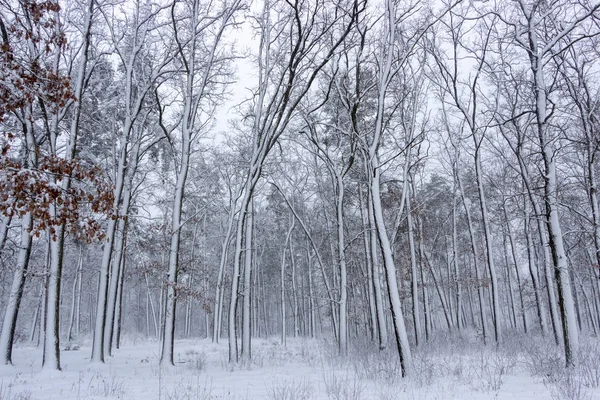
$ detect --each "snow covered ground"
[0,335,599,399]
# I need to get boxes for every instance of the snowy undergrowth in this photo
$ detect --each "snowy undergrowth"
[267,378,313,400]
[0,380,32,400]
[521,337,600,400]
[0,334,599,399]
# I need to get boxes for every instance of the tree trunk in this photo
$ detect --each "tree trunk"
[359,183,378,342]
[213,212,235,343]
[529,35,579,365]
[161,128,190,366]
[370,164,412,376]
[241,205,253,361]
[0,212,33,365]
[75,251,83,338]
[290,238,300,339]
[113,239,126,349]
[335,174,348,355]
[473,146,501,344]
[0,215,11,254]
[67,248,83,342]
[43,227,65,370]
[452,189,462,331]
[92,127,129,363]
[406,189,422,346]
[505,207,528,333]
[503,233,517,329]
[367,189,388,350]
[280,218,295,347]
[457,172,488,343]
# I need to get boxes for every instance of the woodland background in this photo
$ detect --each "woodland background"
[0,0,599,387]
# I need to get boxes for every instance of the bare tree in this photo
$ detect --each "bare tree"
[157,0,241,367]
[226,0,362,363]
[487,0,600,365]
[92,1,174,363]
[427,5,502,344]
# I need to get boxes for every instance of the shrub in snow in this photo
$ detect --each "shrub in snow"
[544,372,592,400]
[166,377,214,400]
[86,372,127,399]
[183,349,206,371]
[410,353,437,387]
[577,342,600,388]
[323,372,365,400]
[468,350,515,392]
[347,340,400,383]
[522,338,565,378]
[267,378,312,400]
[0,384,32,400]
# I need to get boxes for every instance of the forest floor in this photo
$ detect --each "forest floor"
[0,333,599,400]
